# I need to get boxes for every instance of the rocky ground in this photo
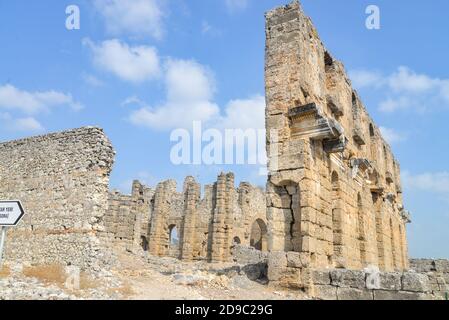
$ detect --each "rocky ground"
[0,250,305,300]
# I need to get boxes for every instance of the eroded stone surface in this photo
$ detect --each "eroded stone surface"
[0,127,115,271]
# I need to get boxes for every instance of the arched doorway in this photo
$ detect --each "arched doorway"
[169,225,179,248]
[168,224,180,258]
[331,171,344,268]
[233,236,241,245]
[141,236,149,252]
[250,219,268,251]
[357,193,367,267]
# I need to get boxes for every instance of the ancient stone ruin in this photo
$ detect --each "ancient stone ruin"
[265,0,409,274]
[0,127,115,271]
[105,173,268,263]
[0,0,448,300]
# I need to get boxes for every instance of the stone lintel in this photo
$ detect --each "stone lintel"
[327,95,344,117]
[370,186,385,195]
[323,136,348,154]
[353,128,366,146]
[400,209,412,224]
[350,158,372,179]
[386,171,394,184]
[289,102,344,141]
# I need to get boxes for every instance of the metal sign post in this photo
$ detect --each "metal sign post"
[0,201,26,267]
[0,227,7,267]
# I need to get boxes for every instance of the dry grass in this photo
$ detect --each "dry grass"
[22,264,66,286]
[79,273,101,290]
[22,264,101,291]
[107,282,135,298]
[0,265,11,278]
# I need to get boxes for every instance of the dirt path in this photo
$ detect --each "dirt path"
[113,251,306,300]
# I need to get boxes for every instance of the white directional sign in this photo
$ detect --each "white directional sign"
[0,201,25,226]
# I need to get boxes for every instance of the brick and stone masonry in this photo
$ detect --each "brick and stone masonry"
[0,0,447,300]
[105,173,268,263]
[0,127,115,271]
[264,0,410,276]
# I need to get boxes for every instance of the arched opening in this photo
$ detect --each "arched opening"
[390,218,397,270]
[331,171,344,267]
[250,219,268,251]
[372,192,385,269]
[233,236,241,245]
[369,124,375,137]
[357,193,367,267]
[369,124,376,159]
[398,224,405,270]
[140,236,149,252]
[169,225,179,248]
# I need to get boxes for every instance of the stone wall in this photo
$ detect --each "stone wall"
[409,259,449,299]
[267,252,449,300]
[264,0,410,273]
[0,127,115,271]
[105,181,154,253]
[107,173,268,263]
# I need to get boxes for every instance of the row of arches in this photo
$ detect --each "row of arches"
[332,170,406,270]
[141,220,268,254]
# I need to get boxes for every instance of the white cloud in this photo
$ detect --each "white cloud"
[348,70,383,89]
[93,0,165,39]
[388,67,437,93]
[0,113,44,133]
[220,95,265,130]
[13,117,45,132]
[84,38,160,83]
[128,59,266,132]
[0,84,82,114]
[379,126,406,144]
[82,73,105,87]
[129,59,219,130]
[378,96,411,113]
[225,0,250,12]
[122,96,146,107]
[165,59,215,102]
[201,21,222,37]
[403,171,449,195]
[350,66,449,113]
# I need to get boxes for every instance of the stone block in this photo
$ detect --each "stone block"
[267,251,287,281]
[312,270,331,285]
[401,272,431,293]
[379,273,402,291]
[374,290,430,301]
[279,267,302,289]
[286,252,302,268]
[314,285,337,300]
[337,287,373,300]
[330,269,365,288]
[434,260,449,273]
[409,259,436,273]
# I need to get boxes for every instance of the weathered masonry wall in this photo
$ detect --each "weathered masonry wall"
[267,252,449,300]
[0,127,115,271]
[105,181,154,253]
[105,173,268,263]
[265,1,410,274]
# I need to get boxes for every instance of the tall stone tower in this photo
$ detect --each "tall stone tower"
[265,1,410,272]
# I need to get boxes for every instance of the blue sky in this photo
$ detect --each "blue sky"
[0,0,448,259]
